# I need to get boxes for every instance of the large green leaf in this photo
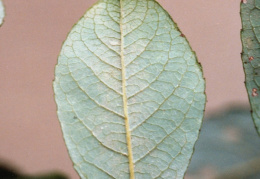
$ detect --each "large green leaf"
[0,0,4,26]
[241,0,260,135]
[53,0,206,178]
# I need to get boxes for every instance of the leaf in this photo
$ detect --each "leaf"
[53,0,206,178]
[241,0,260,135]
[0,0,4,26]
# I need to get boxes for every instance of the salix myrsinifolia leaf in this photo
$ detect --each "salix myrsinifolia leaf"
[0,0,4,26]
[241,0,260,135]
[53,0,206,178]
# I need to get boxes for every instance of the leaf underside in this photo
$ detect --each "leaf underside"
[241,0,260,135]
[53,0,206,178]
[0,0,4,26]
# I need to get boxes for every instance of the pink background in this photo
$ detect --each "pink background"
[0,0,247,178]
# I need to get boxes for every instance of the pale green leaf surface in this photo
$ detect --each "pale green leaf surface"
[54,0,206,178]
[241,0,260,135]
[0,0,4,26]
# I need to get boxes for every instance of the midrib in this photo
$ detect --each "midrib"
[119,0,135,178]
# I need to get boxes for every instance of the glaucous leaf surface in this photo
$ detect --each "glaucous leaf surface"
[53,0,206,178]
[241,0,260,135]
[0,0,4,26]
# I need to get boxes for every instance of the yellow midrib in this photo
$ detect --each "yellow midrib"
[119,0,135,179]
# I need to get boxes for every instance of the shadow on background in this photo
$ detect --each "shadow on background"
[186,107,260,179]
[0,163,67,179]
[1,107,260,179]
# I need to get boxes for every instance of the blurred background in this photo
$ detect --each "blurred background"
[1,0,258,178]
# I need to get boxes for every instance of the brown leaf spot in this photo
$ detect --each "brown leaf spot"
[249,56,254,62]
[180,34,185,37]
[252,88,258,97]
